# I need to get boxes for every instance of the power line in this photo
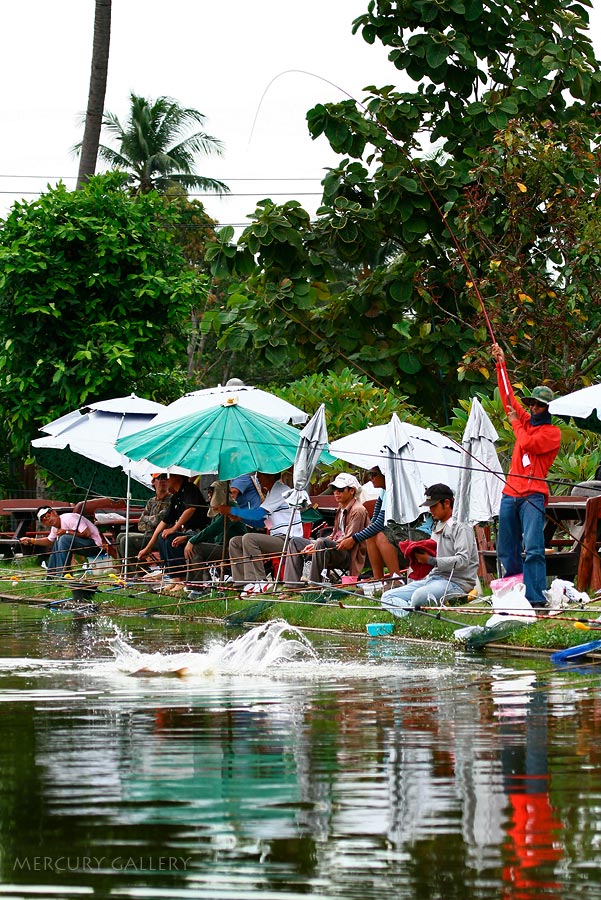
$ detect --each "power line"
[0,190,323,198]
[0,174,325,182]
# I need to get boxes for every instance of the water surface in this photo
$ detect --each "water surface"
[1,603,600,899]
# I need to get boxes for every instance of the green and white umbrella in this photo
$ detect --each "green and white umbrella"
[116,397,333,480]
[152,378,309,426]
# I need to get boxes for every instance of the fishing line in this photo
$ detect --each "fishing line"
[249,68,498,341]
[248,70,572,521]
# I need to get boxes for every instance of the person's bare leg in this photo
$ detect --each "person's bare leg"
[375,532,400,577]
[366,537,384,579]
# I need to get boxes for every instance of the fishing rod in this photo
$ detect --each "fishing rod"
[407,607,477,630]
[251,69,498,340]
[250,73,595,553]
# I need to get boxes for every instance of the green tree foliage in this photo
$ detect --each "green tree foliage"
[164,195,222,379]
[456,118,601,388]
[95,93,230,195]
[276,367,431,440]
[202,0,601,420]
[0,173,207,456]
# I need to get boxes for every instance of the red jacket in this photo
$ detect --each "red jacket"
[399,538,437,580]
[496,361,561,498]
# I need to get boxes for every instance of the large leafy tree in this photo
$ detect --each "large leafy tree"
[76,0,112,189]
[94,93,230,195]
[0,173,207,457]
[203,0,601,419]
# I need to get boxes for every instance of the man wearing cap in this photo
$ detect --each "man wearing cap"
[284,473,370,586]
[492,343,562,607]
[335,466,403,580]
[22,507,104,577]
[380,483,478,614]
[115,473,171,565]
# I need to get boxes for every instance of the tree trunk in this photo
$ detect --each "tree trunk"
[76,0,112,190]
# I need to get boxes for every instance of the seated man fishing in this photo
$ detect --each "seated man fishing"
[335,466,404,580]
[284,473,370,586]
[214,471,303,596]
[138,473,207,584]
[171,481,247,585]
[22,506,104,578]
[380,484,478,616]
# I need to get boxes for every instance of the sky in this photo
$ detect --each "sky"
[0,0,397,227]
[1,1,601,230]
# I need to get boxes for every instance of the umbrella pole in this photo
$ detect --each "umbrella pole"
[65,465,99,577]
[124,471,131,580]
[273,513,297,588]
[220,482,230,584]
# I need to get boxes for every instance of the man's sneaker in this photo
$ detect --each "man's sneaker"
[530,601,550,613]
[187,588,212,600]
[240,581,270,599]
[141,568,162,582]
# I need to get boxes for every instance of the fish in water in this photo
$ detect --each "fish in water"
[129,666,190,678]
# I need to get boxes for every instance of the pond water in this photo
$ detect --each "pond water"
[1,602,601,899]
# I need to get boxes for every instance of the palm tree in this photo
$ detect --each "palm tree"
[97,93,230,195]
[76,0,112,189]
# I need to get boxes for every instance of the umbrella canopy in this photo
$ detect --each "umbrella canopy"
[382,414,427,524]
[329,420,461,489]
[285,404,329,510]
[548,384,601,433]
[453,397,504,525]
[116,397,333,481]
[150,378,308,426]
[32,394,164,499]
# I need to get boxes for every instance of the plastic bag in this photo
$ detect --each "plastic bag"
[485,581,536,627]
[87,552,118,577]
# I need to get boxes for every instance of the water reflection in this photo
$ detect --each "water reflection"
[0,605,601,899]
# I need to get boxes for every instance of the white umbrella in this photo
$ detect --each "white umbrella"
[285,404,330,510]
[548,383,601,433]
[150,378,309,426]
[32,395,164,492]
[329,420,461,490]
[453,397,504,525]
[381,414,426,524]
[275,404,331,584]
[32,394,166,574]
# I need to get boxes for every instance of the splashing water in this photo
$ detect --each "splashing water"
[109,619,318,678]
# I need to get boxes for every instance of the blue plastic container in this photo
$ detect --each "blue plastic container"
[366,622,394,637]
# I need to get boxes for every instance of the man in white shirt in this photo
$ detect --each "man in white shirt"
[22,506,103,578]
[215,472,302,593]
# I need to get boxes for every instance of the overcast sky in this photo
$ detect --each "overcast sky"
[1,1,600,228]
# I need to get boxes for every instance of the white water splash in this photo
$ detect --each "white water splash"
[109,619,318,677]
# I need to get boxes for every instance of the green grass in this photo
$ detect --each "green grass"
[1,558,599,652]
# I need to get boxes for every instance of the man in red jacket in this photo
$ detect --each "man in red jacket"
[492,344,561,607]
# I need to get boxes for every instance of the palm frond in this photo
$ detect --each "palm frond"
[155,173,230,194]
[98,93,228,195]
